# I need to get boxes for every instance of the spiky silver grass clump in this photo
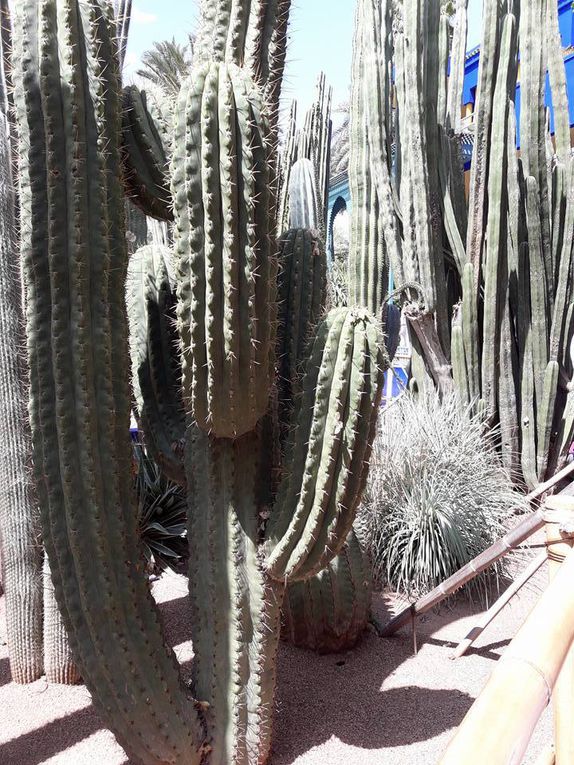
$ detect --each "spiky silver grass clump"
[359,389,528,604]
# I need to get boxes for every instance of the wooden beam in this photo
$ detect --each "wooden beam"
[440,538,574,763]
[450,552,546,659]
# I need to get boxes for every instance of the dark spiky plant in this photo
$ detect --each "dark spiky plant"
[134,444,187,574]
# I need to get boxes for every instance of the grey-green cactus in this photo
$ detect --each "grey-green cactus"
[277,74,333,238]
[122,85,172,222]
[14,1,389,765]
[14,3,205,762]
[0,0,78,687]
[360,0,574,487]
[171,60,276,440]
[0,0,43,684]
[276,228,327,427]
[282,529,372,654]
[128,244,186,486]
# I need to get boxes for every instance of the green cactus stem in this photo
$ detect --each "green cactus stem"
[266,307,386,582]
[171,61,276,439]
[0,0,43,684]
[127,244,186,486]
[276,228,326,429]
[14,2,206,761]
[121,85,173,222]
[187,428,284,765]
[282,528,372,654]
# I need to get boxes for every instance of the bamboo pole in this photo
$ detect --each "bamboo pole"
[377,461,574,637]
[450,551,546,659]
[545,503,574,765]
[376,508,545,637]
[440,497,574,765]
[535,747,555,765]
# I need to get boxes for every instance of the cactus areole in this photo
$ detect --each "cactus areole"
[13,0,388,763]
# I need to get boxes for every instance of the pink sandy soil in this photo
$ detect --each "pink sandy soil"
[0,561,553,765]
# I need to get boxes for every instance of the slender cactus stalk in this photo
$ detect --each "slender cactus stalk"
[0,0,43,684]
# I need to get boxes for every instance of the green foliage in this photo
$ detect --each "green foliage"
[136,36,194,97]
[134,444,187,573]
[360,390,528,603]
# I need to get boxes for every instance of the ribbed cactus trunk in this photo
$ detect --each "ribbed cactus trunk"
[13,1,390,763]
[0,1,43,684]
[43,556,79,684]
[14,2,206,762]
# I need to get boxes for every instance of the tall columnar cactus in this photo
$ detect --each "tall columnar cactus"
[15,3,389,765]
[276,228,327,428]
[128,245,186,486]
[361,0,574,487]
[171,60,276,439]
[277,74,333,238]
[0,0,43,684]
[0,0,78,687]
[14,3,206,762]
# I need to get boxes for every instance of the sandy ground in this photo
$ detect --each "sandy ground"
[0,558,553,765]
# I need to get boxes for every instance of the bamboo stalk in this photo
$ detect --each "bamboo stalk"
[440,527,574,763]
[450,551,546,659]
[376,462,574,637]
[545,506,574,765]
[376,508,545,637]
[535,747,555,765]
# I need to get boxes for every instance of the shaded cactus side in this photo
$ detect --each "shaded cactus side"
[282,529,372,654]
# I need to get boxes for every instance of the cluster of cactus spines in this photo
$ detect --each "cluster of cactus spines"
[14,3,207,762]
[171,60,276,439]
[282,529,372,654]
[122,85,173,222]
[0,0,43,683]
[127,244,186,486]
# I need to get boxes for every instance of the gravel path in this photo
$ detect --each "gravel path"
[0,562,553,764]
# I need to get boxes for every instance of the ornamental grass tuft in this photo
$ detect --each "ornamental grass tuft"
[360,390,528,604]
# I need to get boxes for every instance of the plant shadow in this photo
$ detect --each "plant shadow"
[270,593,481,763]
[0,705,132,765]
